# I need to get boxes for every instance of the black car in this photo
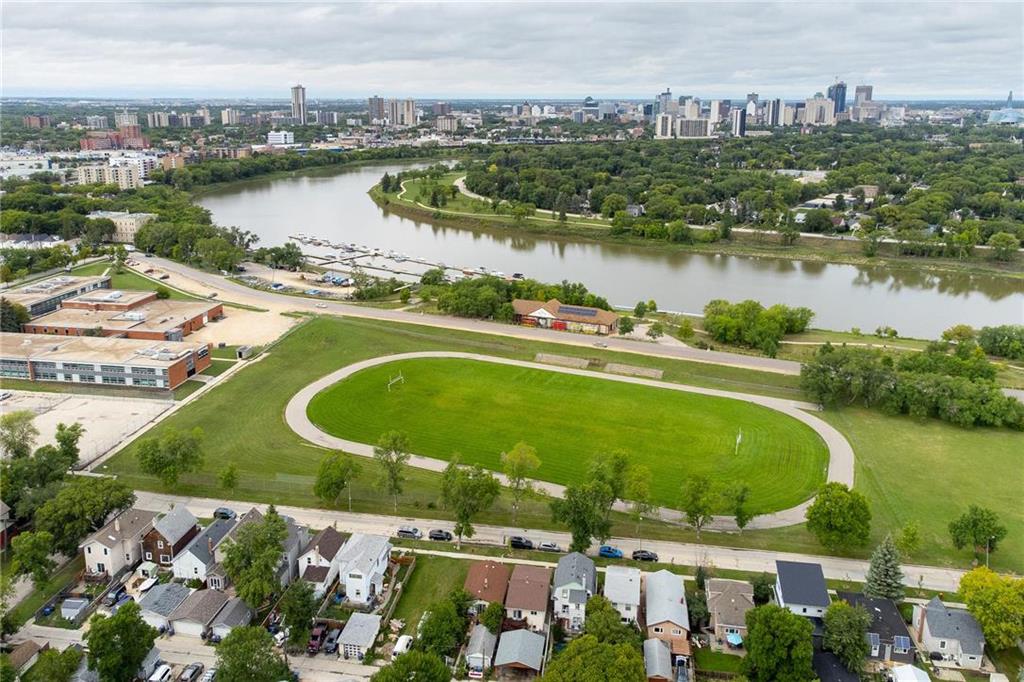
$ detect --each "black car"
[213,507,236,520]
[428,529,453,542]
[323,628,341,654]
[509,536,533,550]
[631,549,659,562]
[102,585,126,607]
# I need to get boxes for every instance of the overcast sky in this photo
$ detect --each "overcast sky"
[3,2,1021,101]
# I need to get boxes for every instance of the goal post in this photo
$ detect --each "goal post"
[387,371,405,392]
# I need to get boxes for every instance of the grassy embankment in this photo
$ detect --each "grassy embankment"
[100,316,1023,573]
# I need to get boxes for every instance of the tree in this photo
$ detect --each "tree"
[371,650,450,682]
[624,465,654,533]
[442,464,500,546]
[313,451,362,511]
[551,479,613,552]
[84,601,158,682]
[0,298,30,333]
[633,301,647,318]
[804,482,872,550]
[0,410,38,459]
[725,483,753,531]
[417,598,466,657]
[136,426,205,486]
[54,422,85,466]
[501,442,540,523]
[221,506,287,607]
[543,634,646,682]
[481,600,505,633]
[751,573,774,606]
[958,567,1024,651]
[618,316,634,334]
[25,646,82,682]
[680,475,717,538]
[677,318,694,340]
[949,505,1008,557]
[278,579,317,647]
[35,477,135,554]
[864,534,904,600]
[894,520,921,556]
[743,604,815,682]
[154,285,171,299]
[10,530,55,589]
[218,462,239,492]
[824,600,871,672]
[588,451,630,520]
[646,321,664,339]
[215,626,291,682]
[987,231,1020,261]
[373,431,410,511]
[688,591,709,630]
[584,595,641,646]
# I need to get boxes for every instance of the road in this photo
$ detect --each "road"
[133,491,969,593]
[284,351,854,530]
[135,255,800,376]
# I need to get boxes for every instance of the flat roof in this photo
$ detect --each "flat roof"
[3,275,110,307]
[65,289,156,307]
[32,299,219,334]
[0,332,207,368]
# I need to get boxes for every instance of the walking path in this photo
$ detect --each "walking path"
[284,351,855,530]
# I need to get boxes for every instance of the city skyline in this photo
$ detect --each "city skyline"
[2,2,1021,100]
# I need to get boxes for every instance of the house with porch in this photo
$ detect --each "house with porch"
[706,578,755,649]
[552,552,596,632]
[465,560,511,614]
[297,526,345,598]
[505,564,551,632]
[142,505,199,567]
[644,570,692,671]
[838,592,915,668]
[604,565,641,624]
[511,299,619,335]
[335,533,391,606]
[81,508,157,578]
[912,596,985,670]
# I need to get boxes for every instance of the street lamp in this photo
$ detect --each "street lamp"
[985,535,996,568]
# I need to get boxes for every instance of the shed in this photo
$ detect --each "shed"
[61,597,90,621]
[891,666,930,682]
[494,628,545,673]
[644,637,673,681]
[339,612,381,659]
[466,624,497,677]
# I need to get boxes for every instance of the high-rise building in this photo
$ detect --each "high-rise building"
[85,115,108,129]
[291,84,307,125]
[114,110,138,127]
[765,98,783,127]
[432,102,452,116]
[76,164,141,190]
[195,108,212,126]
[804,94,836,126]
[146,112,171,128]
[730,109,746,137]
[654,113,675,139]
[681,98,700,119]
[220,108,241,125]
[385,98,416,127]
[745,99,758,120]
[827,81,848,114]
[707,100,722,125]
[783,105,796,126]
[436,115,459,133]
[854,85,873,106]
[22,115,51,129]
[676,118,710,138]
[368,96,385,122]
[746,92,759,105]
[656,88,673,115]
[267,130,295,145]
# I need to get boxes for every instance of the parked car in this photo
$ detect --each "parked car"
[200,670,216,682]
[103,586,127,607]
[428,529,453,542]
[396,526,422,540]
[148,665,173,682]
[631,549,659,562]
[315,302,327,309]
[273,628,289,647]
[111,594,134,613]
[393,634,413,657]
[323,628,341,654]
[178,663,205,681]
[159,274,170,280]
[509,536,533,550]
[307,623,328,654]
[213,507,236,520]
[538,541,561,553]
[598,545,623,559]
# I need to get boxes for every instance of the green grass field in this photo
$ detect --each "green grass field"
[71,261,199,300]
[307,357,829,513]
[391,556,469,635]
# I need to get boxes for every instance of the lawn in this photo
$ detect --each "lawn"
[694,649,745,673]
[307,357,830,513]
[391,555,469,636]
[71,261,199,301]
[7,555,84,629]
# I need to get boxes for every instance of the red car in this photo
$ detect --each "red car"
[307,623,327,654]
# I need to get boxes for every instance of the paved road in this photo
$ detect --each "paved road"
[136,255,801,376]
[285,351,854,530]
[133,491,969,593]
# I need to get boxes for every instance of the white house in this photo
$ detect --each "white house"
[81,509,156,578]
[552,552,596,632]
[912,597,985,670]
[603,566,641,624]
[171,517,237,584]
[335,533,391,606]
[504,564,551,632]
[774,560,830,620]
[138,582,192,631]
[298,526,345,598]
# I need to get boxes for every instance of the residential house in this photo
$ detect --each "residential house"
[81,508,157,578]
[335,533,391,606]
[278,514,311,587]
[838,592,915,667]
[644,637,673,682]
[494,628,546,677]
[706,578,755,647]
[338,612,381,659]
[645,570,691,663]
[775,560,830,623]
[912,596,985,670]
[210,597,253,639]
[142,505,200,567]
[8,641,48,677]
[298,526,345,598]
[466,623,497,678]
[604,565,641,624]
[138,582,192,631]
[511,298,619,335]
[171,517,236,584]
[465,560,511,614]
[168,589,229,637]
[505,564,551,631]
[552,552,596,632]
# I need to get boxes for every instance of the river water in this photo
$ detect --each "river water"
[197,162,1023,338]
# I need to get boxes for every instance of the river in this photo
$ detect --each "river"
[196,161,1024,338]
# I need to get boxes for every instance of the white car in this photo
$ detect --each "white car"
[315,303,327,309]
[393,634,413,657]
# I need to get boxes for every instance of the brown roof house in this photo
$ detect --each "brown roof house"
[8,640,48,676]
[706,579,755,648]
[81,508,157,578]
[511,299,619,335]
[168,589,230,638]
[465,560,511,614]
[142,505,200,566]
[298,526,346,598]
[505,564,551,632]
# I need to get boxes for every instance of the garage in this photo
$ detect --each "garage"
[167,589,228,638]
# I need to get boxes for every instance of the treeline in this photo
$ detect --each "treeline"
[702,299,814,357]
[947,324,1024,361]
[0,244,78,281]
[800,343,1024,429]
[423,271,610,320]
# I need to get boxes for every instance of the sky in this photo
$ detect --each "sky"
[2,1,1022,101]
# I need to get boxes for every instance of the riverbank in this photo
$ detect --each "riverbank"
[371,177,1024,281]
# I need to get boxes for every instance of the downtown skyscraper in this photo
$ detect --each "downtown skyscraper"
[291,84,307,125]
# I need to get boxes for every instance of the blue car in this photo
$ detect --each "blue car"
[598,545,623,559]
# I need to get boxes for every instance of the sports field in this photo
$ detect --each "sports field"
[306,357,830,513]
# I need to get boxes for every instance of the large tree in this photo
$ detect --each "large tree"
[958,567,1024,651]
[84,601,158,682]
[215,626,291,682]
[313,451,362,511]
[221,506,287,608]
[24,646,81,682]
[0,410,38,459]
[948,505,1008,558]
[823,600,871,673]
[136,426,205,486]
[804,482,871,550]
[35,477,135,554]
[373,431,410,511]
[588,450,631,519]
[680,475,717,538]
[743,604,815,682]
[624,464,654,533]
[480,601,505,634]
[10,530,55,589]
[550,479,613,553]
[584,595,641,646]
[371,650,450,682]
[0,298,30,333]
[725,482,753,531]
[417,590,471,658]
[864,534,904,600]
[278,579,317,647]
[501,442,540,523]
[441,463,500,546]
[54,422,85,467]
[542,634,646,682]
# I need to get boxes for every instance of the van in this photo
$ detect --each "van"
[148,664,173,682]
[393,635,413,657]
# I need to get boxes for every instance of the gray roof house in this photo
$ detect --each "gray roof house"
[775,560,830,621]
[494,628,546,674]
[466,623,498,676]
[143,505,200,566]
[153,505,198,546]
[706,578,755,643]
[171,517,237,583]
[644,637,673,681]
[913,596,985,670]
[211,597,253,638]
[338,612,381,659]
[168,589,230,637]
[138,582,192,630]
[603,565,641,624]
[645,570,690,657]
[552,552,596,632]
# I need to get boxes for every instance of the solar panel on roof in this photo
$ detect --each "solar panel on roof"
[867,632,881,646]
[557,305,598,317]
[893,636,911,649]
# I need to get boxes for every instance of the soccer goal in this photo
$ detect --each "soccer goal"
[387,372,405,392]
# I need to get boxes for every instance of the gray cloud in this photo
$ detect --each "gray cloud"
[2,1,1021,100]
